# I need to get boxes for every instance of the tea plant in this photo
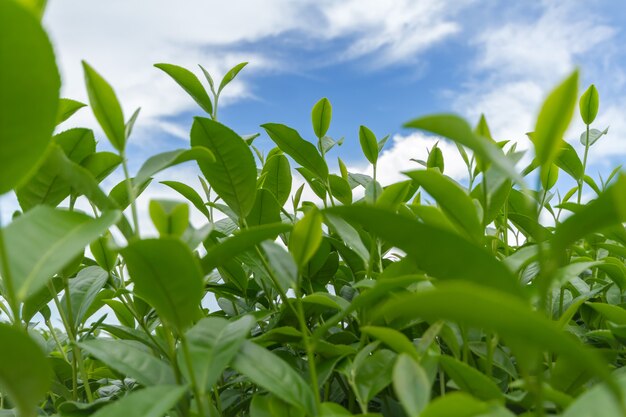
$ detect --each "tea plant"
[2,1,626,416]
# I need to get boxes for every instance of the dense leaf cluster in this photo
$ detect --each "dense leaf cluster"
[2,1,626,416]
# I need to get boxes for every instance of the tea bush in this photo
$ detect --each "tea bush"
[2,2,626,416]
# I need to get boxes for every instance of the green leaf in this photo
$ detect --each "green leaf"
[61,266,108,327]
[155,63,213,115]
[328,174,352,205]
[180,315,254,392]
[0,323,52,417]
[232,340,317,416]
[250,394,305,417]
[290,208,324,268]
[149,200,189,237]
[562,372,626,417]
[353,349,396,408]
[580,127,609,147]
[587,303,626,325]
[393,354,430,417]
[359,125,379,165]
[261,153,292,207]
[262,123,329,180]
[376,181,412,211]
[420,392,511,417]
[531,70,578,169]
[261,241,298,293]
[405,169,482,242]
[326,206,524,298]
[90,385,186,417]
[0,206,120,301]
[312,97,332,138]
[134,147,215,186]
[0,0,60,194]
[201,223,291,273]
[160,180,210,219]
[438,356,503,401]
[374,282,618,398]
[191,117,258,217]
[552,175,626,254]
[555,142,584,181]
[579,84,599,125]
[122,238,203,332]
[56,98,86,126]
[80,339,175,386]
[218,62,248,94]
[361,326,419,361]
[427,144,444,173]
[247,188,281,226]
[81,151,123,182]
[403,114,523,184]
[82,61,126,152]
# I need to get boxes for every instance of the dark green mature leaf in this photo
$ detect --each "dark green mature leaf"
[80,339,175,386]
[393,354,431,417]
[353,349,396,408]
[438,356,503,401]
[405,169,482,242]
[122,238,204,332]
[134,147,215,186]
[218,62,248,94]
[0,0,59,194]
[359,125,379,165]
[0,323,52,417]
[262,123,329,180]
[361,326,419,361]
[250,394,306,417]
[261,153,292,206]
[312,97,332,138]
[579,84,599,125]
[61,266,108,327]
[261,241,298,292]
[91,385,186,417]
[247,188,281,226]
[420,392,512,417]
[404,114,523,184]
[232,340,317,416]
[155,63,213,115]
[562,372,626,417]
[290,208,324,268]
[191,117,257,217]
[201,223,290,273]
[0,206,120,301]
[82,61,126,151]
[531,70,578,169]
[56,98,86,126]
[326,206,524,297]
[180,315,254,392]
[374,282,618,398]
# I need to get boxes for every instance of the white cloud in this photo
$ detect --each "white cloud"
[44,0,468,144]
[453,1,619,163]
[350,132,469,185]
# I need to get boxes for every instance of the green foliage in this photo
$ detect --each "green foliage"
[1,10,626,417]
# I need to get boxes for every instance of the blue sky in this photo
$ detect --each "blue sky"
[2,0,625,226]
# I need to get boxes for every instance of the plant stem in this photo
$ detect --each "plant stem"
[121,152,140,238]
[180,333,208,417]
[0,202,21,328]
[577,124,590,204]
